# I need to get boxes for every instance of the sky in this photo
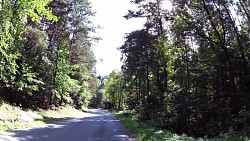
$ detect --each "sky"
[90,0,145,76]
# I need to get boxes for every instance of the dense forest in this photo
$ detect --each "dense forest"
[0,0,97,110]
[1,0,250,139]
[102,0,250,138]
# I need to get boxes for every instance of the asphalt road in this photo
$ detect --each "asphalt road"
[0,109,135,141]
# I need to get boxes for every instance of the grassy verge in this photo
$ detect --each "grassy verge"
[113,111,250,141]
[0,103,85,131]
[112,111,196,141]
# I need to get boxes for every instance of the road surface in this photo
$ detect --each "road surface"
[0,109,135,141]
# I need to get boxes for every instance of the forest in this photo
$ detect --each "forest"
[0,0,97,110]
[102,0,250,138]
[1,0,250,139]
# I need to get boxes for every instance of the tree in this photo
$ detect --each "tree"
[0,0,56,107]
[114,0,250,137]
[0,0,97,110]
[103,70,125,110]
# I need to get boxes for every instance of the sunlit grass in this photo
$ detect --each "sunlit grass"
[113,111,250,141]
[0,103,85,131]
[0,121,45,131]
[112,111,196,141]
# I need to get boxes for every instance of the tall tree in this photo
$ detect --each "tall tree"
[115,0,250,137]
[0,0,97,110]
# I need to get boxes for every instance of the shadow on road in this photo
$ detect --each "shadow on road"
[1,109,135,141]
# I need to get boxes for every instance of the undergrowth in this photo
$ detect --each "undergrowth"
[113,111,250,141]
[0,103,85,131]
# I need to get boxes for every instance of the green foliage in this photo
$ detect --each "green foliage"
[103,70,125,110]
[114,111,250,141]
[0,0,56,88]
[117,0,250,139]
[0,0,96,110]
[0,0,57,81]
[14,65,44,93]
[113,111,197,141]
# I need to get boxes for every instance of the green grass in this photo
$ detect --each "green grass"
[112,111,197,141]
[0,103,85,131]
[113,111,250,141]
[0,121,45,131]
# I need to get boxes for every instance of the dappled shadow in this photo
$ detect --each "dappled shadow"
[1,109,135,141]
[9,116,90,141]
[36,115,69,124]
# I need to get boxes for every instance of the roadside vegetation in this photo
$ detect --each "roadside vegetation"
[0,0,104,136]
[0,103,85,131]
[0,0,97,132]
[1,0,250,139]
[98,0,250,140]
[0,0,97,111]
[113,111,250,141]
